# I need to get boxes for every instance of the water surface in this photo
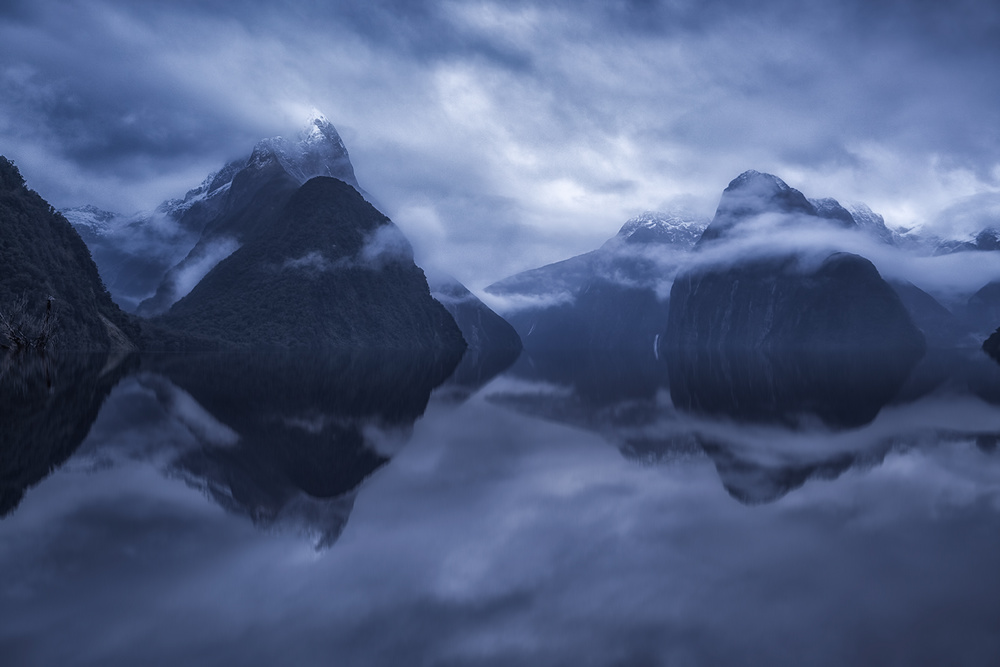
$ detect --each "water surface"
[3,347,1000,666]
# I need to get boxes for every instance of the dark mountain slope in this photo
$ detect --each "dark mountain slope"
[665,171,925,355]
[154,176,466,351]
[0,157,138,350]
[665,252,925,352]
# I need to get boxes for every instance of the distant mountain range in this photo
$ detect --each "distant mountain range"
[7,108,1000,359]
[488,169,1000,357]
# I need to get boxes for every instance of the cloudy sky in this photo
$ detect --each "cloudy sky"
[2,0,999,288]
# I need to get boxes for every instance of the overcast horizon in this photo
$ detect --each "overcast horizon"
[2,0,999,289]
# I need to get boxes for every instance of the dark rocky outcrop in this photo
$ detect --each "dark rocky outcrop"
[664,252,925,353]
[983,326,1000,360]
[665,171,925,355]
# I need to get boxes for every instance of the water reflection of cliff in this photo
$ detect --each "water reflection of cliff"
[490,347,1000,504]
[0,351,134,516]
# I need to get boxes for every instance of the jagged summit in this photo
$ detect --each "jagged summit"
[247,112,359,190]
[845,202,897,244]
[65,112,368,313]
[613,211,709,247]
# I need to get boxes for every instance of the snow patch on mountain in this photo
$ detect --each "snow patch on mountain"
[613,211,709,247]
[246,114,359,190]
[61,204,123,236]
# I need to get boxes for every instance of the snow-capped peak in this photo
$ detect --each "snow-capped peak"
[613,211,710,247]
[247,111,359,189]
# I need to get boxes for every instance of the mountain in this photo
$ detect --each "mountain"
[0,156,139,351]
[843,202,898,244]
[427,272,521,352]
[61,112,362,315]
[485,210,709,353]
[63,159,246,312]
[426,272,522,396]
[151,176,466,351]
[136,111,362,316]
[966,281,1000,335]
[664,171,925,354]
[697,170,856,245]
[890,280,971,347]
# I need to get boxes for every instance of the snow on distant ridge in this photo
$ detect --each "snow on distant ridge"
[61,204,122,235]
[614,211,710,247]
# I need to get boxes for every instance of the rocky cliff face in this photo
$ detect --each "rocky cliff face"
[664,171,925,354]
[664,252,925,352]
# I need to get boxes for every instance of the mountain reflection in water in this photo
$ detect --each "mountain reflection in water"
[3,345,1000,665]
[492,346,1000,503]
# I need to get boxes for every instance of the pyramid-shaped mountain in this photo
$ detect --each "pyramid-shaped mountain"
[152,176,466,351]
[136,112,363,317]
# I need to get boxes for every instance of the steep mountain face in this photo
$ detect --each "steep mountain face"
[485,211,708,352]
[63,159,245,312]
[153,176,466,351]
[966,281,1000,335]
[0,157,139,350]
[890,280,970,347]
[665,171,925,355]
[665,252,925,351]
[428,272,521,352]
[136,112,362,317]
[63,112,362,315]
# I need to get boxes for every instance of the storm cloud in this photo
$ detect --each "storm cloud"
[2,0,999,289]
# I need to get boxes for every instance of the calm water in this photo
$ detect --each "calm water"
[3,346,1000,666]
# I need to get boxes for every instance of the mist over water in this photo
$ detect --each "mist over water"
[2,345,1000,666]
